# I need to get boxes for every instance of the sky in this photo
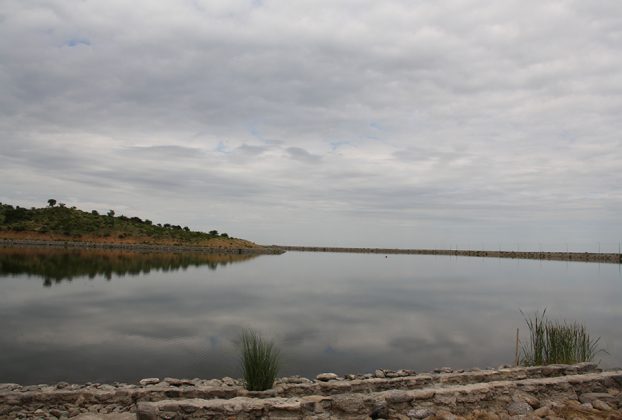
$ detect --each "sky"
[1,0,621,250]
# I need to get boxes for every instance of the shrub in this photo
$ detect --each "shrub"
[239,330,280,391]
[520,310,603,366]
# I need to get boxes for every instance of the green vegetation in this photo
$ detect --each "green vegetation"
[239,329,281,391]
[520,310,603,366]
[0,200,240,245]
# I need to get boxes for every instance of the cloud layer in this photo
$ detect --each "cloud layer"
[1,0,621,249]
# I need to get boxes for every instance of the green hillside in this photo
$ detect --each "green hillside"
[0,200,255,247]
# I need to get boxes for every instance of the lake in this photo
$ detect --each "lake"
[1,246,620,385]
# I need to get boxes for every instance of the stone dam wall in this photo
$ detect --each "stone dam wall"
[274,245,622,264]
[1,363,621,419]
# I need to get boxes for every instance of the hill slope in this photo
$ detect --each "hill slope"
[0,201,257,249]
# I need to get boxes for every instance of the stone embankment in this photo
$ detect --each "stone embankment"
[2,363,621,419]
[273,245,622,264]
[0,239,285,255]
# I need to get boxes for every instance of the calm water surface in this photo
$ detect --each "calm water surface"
[1,247,620,384]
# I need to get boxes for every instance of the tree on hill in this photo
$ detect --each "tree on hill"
[47,199,56,207]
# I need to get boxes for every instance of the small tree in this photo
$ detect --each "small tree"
[107,210,115,217]
[47,199,57,207]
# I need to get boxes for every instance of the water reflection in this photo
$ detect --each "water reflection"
[0,247,258,286]
[0,249,620,385]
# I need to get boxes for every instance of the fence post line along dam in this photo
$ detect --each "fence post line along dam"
[271,246,622,264]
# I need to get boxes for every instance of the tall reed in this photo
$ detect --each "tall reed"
[520,310,602,366]
[239,329,280,391]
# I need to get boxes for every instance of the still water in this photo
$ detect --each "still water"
[1,247,620,384]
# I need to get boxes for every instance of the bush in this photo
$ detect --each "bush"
[239,330,280,391]
[520,310,603,366]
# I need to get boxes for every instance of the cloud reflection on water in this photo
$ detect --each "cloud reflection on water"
[0,249,620,384]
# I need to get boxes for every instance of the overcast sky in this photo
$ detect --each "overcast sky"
[1,0,621,250]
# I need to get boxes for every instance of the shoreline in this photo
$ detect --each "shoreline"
[1,363,620,419]
[0,238,285,255]
[3,239,620,263]
[272,245,622,264]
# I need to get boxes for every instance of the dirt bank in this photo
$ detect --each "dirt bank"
[0,238,285,255]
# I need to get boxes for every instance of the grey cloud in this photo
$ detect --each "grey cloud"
[235,143,271,157]
[1,0,621,248]
[285,147,321,163]
[124,145,206,159]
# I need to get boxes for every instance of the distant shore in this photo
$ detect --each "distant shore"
[272,245,622,264]
[3,239,620,263]
[0,238,285,255]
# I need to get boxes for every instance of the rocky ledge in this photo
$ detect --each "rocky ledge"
[1,363,621,419]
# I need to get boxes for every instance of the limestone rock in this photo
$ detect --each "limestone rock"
[375,369,386,378]
[221,376,237,386]
[591,399,612,411]
[397,369,415,377]
[385,390,412,403]
[49,408,67,417]
[512,390,540,408]
[0,383,20,391]
[434,409,464,420]
[278,376,312,384]
[579,392,616,404]
[533,405,553,417]
[163,377,195,386]
[316,373,338,382]
[139,378,160,386]
[408,408,434,419]
[506,401,533,415]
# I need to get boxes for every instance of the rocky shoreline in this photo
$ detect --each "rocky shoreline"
[0,239,285,255]
[273,245,622,264]
[1,363,621,419]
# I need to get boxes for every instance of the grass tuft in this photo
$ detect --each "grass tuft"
[520,309,603,366]
[239,329,280,391]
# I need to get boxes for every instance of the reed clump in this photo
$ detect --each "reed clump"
[239,329,280,391]
[520,309,603,366]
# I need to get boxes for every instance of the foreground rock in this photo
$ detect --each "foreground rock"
[0,363,620,419]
